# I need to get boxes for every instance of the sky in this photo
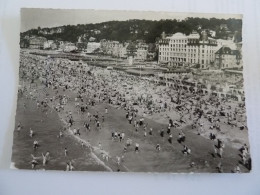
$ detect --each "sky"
[21,8,242,32]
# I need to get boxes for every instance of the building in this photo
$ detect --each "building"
[94,29,101,35]
[20,38,29,48]
[60,42,77,52]
[76,42,87,51]
[86,42,101,53]
[215,46,242,69]
[89,37,96,42]
[220,24,228,30]
[209,30,216,37]
[50,42,58,50]
[43,40,54,49]
[135,44,148,61]
[39,27,64,35]
[158,31,218,69]
[101,40,120,55]
[29,36,47,49]
[216,39,236,49]
[118,43,128,58]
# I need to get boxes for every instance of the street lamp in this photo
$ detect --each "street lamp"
[139,65,141,78]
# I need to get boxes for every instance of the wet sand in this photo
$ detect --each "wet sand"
[12,96,108,171]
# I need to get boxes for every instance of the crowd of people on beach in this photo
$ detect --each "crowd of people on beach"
[15,51,251,172]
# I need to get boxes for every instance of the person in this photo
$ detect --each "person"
[126,138,132,147]
[29,128,34,137]
[198,124,204,135]
[105,155,109,162]
[241,146,248,158]
[84,122,90,131]
[242,155,247,165]
[183,145,191,155]
[105,108,108,114]
[97,121,100,128]
[219,147,223,158]
[156,144,161,151]
[168,134,173,144]
[204,161,209,167]
[160,129,164,137]
[66,161,74,171]
[121,133,125,140]
[114,132,118,140]
[116,156,121,165]
[58,130,63,138]
[42,152,50,166]
[66,162,70,171]
[213,144,218,158]
[234,164,241,173]
[69,161,74,171]
[98,142,102,150]
[190,162,195,167]
[209,133,216,140]
[33,140,39,150]
[217,162,223,173]
[128,116,133,124]
[31,159,38,169]
[111,131,115,140]
[240,144,248,154]
[167,125,171,134]
[76,128,80,136]
[135,143,139,153]
[149,128,153,135]
[30,154,40,169]
[81,141,85,148]
[64,148,68,156]
[123,145,127,153]
[17,122,22,132]
[177,133,184,143]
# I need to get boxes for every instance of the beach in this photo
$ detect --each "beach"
[11,50,251,173]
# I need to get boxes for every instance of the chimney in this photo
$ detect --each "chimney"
[161,31,166,39]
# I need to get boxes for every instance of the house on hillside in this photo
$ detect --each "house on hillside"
[29,36,47,49]
[43,40,54,49]
[86,42,101,53]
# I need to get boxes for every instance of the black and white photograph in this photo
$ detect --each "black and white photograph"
[11,8,251,173]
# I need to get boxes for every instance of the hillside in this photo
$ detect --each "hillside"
[21,18,242,43]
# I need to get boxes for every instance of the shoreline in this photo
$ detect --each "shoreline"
[59,117,114,172]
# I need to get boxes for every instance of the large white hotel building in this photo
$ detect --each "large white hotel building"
[158,31,218,69]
